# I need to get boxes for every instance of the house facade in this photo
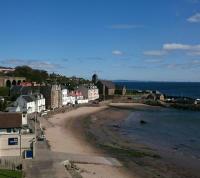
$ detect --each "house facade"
[32,93,46,113]
[77,84,99,101]
[61,89,68,106]
[69,90,88,104]
[0,113,34,157]
[15,95,36,114]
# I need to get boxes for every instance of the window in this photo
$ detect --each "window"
[7,128,12,133]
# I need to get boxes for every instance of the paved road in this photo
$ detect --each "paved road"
[23,117,71,178]
[23,141,71,178]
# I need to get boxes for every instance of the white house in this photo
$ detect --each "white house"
[15,95,36,114]
[61,89,76,105]
[69,90,87,104]
[32,93,45,113]
[62,89,68,106]
[77,84,99,101]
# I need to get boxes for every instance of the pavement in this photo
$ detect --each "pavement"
[23,140,71,178]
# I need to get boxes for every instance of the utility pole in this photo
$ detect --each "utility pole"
[103,84,105,101]
[34,113,37,158]
[19,130,21,158]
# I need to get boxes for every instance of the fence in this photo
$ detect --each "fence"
[0,156,22,170]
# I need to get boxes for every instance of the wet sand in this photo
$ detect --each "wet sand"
[78,104,200,178]
[41,105,136,178]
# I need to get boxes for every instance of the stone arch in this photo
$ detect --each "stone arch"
[23,80,26,82]
[12,80,17,85]
[17,80,21,85]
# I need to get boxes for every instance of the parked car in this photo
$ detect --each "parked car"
[37,134,46,141]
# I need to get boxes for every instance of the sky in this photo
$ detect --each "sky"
[0,0,200,82]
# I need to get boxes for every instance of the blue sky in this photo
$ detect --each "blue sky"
[0,0,200,81]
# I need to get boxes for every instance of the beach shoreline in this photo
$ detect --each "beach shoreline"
[41,103,200,178]
[41,105,136,178]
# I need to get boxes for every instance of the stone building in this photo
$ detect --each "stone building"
[40,85,62,109]
[97,80,115,97]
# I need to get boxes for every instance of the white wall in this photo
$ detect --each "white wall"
[22,113,28,126]
[35,98,45,113]
[77,99,88,104]
[88,88,99,101]
[26,101,36,114]
[0,133,35,157]
[62,89,68,106]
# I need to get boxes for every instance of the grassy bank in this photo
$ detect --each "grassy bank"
[0,169,22,178]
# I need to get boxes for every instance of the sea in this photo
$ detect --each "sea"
[115,81,200,169]
[114,81,200,99]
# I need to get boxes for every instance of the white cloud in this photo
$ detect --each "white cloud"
[143,50,167,56]
[163,43,191,50]
[187,13,200,23]
[112,50,124,56]
[108,24,143,29]
[144,43,200,57]
[163,43,200,56]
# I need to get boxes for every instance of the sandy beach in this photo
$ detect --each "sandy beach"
[40,103,200,178]
[40,105,137,178]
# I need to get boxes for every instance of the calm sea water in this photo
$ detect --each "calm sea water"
[115,81,200,99]
[121,108,200,162]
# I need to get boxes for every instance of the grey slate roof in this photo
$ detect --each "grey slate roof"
[22,95,34,102]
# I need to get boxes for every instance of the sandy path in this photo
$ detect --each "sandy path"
[41,106,136,178]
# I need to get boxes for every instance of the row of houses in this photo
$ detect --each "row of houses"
[0,75,116,158]
[7,83,100,114]
[8,76,117,113]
